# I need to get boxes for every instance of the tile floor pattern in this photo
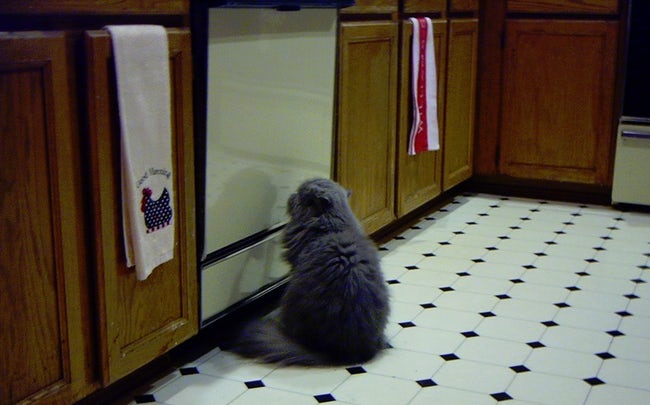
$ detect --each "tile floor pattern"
[129,194,650,405]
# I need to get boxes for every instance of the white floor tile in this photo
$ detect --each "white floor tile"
[455,336,531,366]
[565,289,629,312]
[262,366,350,395]
[540,325,612,354]
[388,282,442,304]
[507,372,591,405]
[492,298,559,322]
[432,359,514,394]
[363,348,444,380]
[619,314,650,338]
[598,358,650,391]
[553,306,622,331]
[524,346,602,379]
[520,268,580,288]
[507,282,570,304]
[450,274,513,296]
[413,306,483,332]
[627,297,650,317]
[432,290,499,313]
[331,373,420,405]
[199,351,275,382]
[397,268,459,289]
[154,374,247,405]
[475,316,546,343]
[586,384,650,405]
[390,326,465,355]
[409,385,495,405]
[608,335,650,362]
[228,386,319,405]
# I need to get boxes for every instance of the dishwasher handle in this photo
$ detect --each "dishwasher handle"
[622,130,650,140]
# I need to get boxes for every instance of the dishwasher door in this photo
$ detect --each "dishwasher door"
[612,123,650,206]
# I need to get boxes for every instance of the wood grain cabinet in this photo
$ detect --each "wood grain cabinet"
[396,19,447,216]
[85,28,197,385]
[475,0,622,191]
[398,14,478,209]
[0,31,98,405]
[337,2,479,230]
[337,21,399,234]
[0,10,197,403]
[442,18,478,191]
[499,19,618,184]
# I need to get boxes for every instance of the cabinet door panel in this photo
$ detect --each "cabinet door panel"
[443,19,478,190]
[0,32,95,404]
[397,20,447,216]
[337,21,398,234]
[85,29,197,384]
[500,20,617,184]
[507,0,618,14]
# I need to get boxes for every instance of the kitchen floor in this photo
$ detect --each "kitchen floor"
[125,193,650,405]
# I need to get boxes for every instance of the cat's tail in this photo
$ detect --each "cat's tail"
[230,317,327,366]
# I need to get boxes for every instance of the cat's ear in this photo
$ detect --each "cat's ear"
[346,189,352,198]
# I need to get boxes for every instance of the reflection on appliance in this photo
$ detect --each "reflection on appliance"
[612,0,650,206]
[192,1,351,327]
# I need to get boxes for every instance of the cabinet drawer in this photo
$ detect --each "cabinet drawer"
[450,0,479,12]
[507,0,619,14]
[340,0,398,14]
[403,0,445,14]
[0,0,188,14]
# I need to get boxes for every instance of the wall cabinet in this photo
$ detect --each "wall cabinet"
[0,6,197,402]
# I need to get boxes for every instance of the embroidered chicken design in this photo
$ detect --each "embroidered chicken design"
[141,187,173,233]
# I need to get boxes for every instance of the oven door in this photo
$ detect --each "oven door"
[612,123,650,206]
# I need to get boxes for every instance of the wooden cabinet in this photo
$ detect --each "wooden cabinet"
[337,21,399,234]
[443,18,479,190]
[499,19,618,184]
[0,10,196,403]
[340,0,397,14]
[337,3,479,230]
[85,28,197,384]
[475,1,623,193]
[507,0,618,14]
[396,20,447,216]
[0,31,97,405]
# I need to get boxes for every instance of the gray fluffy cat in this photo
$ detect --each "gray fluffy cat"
[231,178,390,366]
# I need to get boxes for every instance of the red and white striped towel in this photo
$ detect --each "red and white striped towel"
[408,17,440,155]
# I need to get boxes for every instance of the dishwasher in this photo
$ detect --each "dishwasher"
[612,0,650,206]
[192,0,352,327]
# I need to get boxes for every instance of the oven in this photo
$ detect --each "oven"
[612,0,650,206]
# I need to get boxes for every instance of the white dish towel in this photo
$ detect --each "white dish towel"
[106,25,175,281]
[408,17,440,155]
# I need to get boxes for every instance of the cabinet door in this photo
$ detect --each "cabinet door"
[396,20,447,217]
[85,29,198,384]
[0,32,96,403]
[500,20,617,184]
[337,21,398,234]
[443,19,478,190]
